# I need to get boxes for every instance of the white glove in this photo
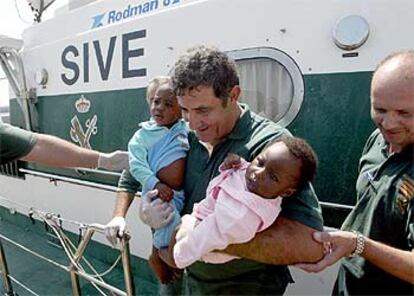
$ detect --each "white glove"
[97,150,129,171]
[139,189,174,230]
[104,216,127,247]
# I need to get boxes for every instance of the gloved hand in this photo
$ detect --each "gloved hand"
[139,189,174,230]
[104,216,127,247]
[98,150,129,171]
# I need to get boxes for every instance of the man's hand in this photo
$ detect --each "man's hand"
[295,231,356,273]
[154,182,174,202]
[139,189,174,229]
[104,216,127,247]
[98,150,129,171]
[221,153,242,170]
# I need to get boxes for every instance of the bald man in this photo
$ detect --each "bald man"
[298,51,414,295]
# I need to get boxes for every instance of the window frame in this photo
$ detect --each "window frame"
[228,47,304,127]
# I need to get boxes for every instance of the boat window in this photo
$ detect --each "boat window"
[229,48,304,127]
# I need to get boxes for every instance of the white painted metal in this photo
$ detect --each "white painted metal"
[1,0,413,293]
[20,0,414,96]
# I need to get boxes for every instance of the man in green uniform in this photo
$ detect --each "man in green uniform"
[106,46,324,295]
[0,117,128,170]
[297,51,414,295]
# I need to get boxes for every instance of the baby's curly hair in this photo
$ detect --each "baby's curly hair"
[269,135,318,191]
[172,45,239,106]
[147,76,172,103]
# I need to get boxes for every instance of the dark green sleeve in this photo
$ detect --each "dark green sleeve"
[116,169,141,194]
[0,123,37,165]
[281,183,324,231]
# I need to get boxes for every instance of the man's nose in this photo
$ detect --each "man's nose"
[381,113,399,129]
[186,112,201,130]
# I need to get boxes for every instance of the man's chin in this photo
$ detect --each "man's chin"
[195,132,212,143]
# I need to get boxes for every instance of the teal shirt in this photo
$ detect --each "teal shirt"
[338,129,414,295]
[183,104,323,294]
[0,118,37,165]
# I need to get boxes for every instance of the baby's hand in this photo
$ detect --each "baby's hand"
[155,182,174,202]
[221,153,242,170]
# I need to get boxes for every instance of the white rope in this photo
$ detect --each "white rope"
[37,210,123,278]
[0,194,127,295]
[7,274,40,296]
[63,234,122,278]
[39,215,121,296]
[0,233,70,272]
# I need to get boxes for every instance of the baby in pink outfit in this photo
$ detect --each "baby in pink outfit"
[173,136,318,269]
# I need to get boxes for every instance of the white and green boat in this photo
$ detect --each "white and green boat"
[1,0,412,294]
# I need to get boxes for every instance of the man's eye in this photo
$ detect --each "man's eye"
[375,108,386,114]
[398,111,412,118]
[197,108,209,115]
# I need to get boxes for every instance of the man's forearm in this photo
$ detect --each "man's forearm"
[113,191,135,217]
[23,134,99,168]
[225,216,324,265]
[363,237,414,284]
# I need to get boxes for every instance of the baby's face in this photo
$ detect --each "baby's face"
[149,84,182,127]
[245,141,301,199]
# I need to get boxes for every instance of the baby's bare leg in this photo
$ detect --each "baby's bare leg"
[149,247,173,284]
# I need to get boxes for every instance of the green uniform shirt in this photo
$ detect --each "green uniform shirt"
[117,169,141,194]
[0,118,37,165]
[337,129,414,295]
[117,104,323,294]
[183,104,323,295]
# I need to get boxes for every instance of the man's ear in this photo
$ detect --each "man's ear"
[281,188,297,198]
[229,85,241,103]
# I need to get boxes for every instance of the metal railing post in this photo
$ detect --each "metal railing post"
[69,228,94,296]
[120,236,135,296]
[0,239,14,296]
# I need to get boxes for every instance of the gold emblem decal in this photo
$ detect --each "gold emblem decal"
[396,175,414,214]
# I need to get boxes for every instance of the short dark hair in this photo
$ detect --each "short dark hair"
[269,135,318,190]
[172,45,239,105]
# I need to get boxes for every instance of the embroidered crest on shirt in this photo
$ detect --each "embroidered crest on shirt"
[396,174,414,214]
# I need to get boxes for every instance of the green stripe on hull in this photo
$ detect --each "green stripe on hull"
[290,72,375,226]
[10,88,150,186]
[8,72,376,226]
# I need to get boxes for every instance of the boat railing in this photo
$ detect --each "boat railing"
[0,201,135,296]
